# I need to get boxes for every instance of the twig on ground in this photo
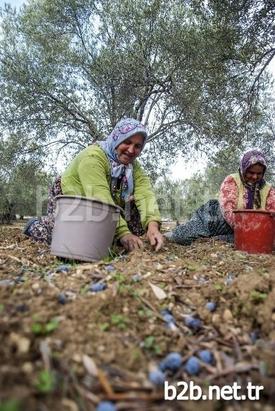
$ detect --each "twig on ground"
[97,369,115,396]
[137,296,163,321]
[75,384,100,405]
[40,340,51,371]
[208,364,259,381]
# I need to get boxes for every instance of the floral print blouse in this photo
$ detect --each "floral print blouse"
[219,175,275,228]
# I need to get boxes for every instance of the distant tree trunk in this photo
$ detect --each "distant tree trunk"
[0,200,15,224]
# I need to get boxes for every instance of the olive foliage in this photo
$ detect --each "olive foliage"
[0,0,274,165]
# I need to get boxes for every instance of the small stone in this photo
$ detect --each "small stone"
[223,309,233,322]
[224,272,235,286]
[0,279,15,287]
[32,283,40,291]
[131,274,142,282]
[143,271,152,278]
[212,313,221,325]
[61,399,79,411]
[22,362,33,374]
[72,353,82,363]
[210,253,218,258]
[122,306,129,314]
[31,282,42,295]
[10,333,30,354]
[64,291,76,301]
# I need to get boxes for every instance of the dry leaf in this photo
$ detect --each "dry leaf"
[82,354,98,376]
[149,282,167,300]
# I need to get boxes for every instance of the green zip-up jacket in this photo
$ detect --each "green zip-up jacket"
[61,145,161,239]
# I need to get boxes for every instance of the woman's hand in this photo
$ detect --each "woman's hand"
[146,221,164,251]
[120,233,143,252]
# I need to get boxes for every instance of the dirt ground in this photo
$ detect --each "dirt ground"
[0,222,275,411]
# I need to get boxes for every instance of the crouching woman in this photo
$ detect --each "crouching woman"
[24,118,164,252]
[167,149,275,245]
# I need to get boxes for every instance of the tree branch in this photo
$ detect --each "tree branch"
[250,48,275,95]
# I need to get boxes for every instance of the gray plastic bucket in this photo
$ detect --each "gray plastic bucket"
[50,195,121,262]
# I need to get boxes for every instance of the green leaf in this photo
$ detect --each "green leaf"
[31,318,59,335]
[35,370,55,394]
[44,318,59,333]
[0,400,20,411]
[31,323,43,335]
[143,336,155,349]
[111,314,128,329]
[142,336,162,354]
[214,283,223,291]
[99,322,110,331]
[250,290,267,303]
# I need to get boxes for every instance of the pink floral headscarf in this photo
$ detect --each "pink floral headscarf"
[239,149,267,209]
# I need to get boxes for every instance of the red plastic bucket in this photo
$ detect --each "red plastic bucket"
[233,210,274,254]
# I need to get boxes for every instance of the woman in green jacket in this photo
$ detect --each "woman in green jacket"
[24,118,164,252]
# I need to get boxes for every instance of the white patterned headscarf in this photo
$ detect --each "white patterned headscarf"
[98,118,147,200]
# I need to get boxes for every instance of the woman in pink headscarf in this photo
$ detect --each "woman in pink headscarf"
[219,149,275,228]
[167,149,275,245]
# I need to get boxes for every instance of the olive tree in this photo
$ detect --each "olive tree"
[0,0,274,168]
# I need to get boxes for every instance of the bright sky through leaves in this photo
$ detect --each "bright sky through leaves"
[1,0,274,181]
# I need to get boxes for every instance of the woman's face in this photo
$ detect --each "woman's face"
[244,163,265,184]
[116,133,144,165]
